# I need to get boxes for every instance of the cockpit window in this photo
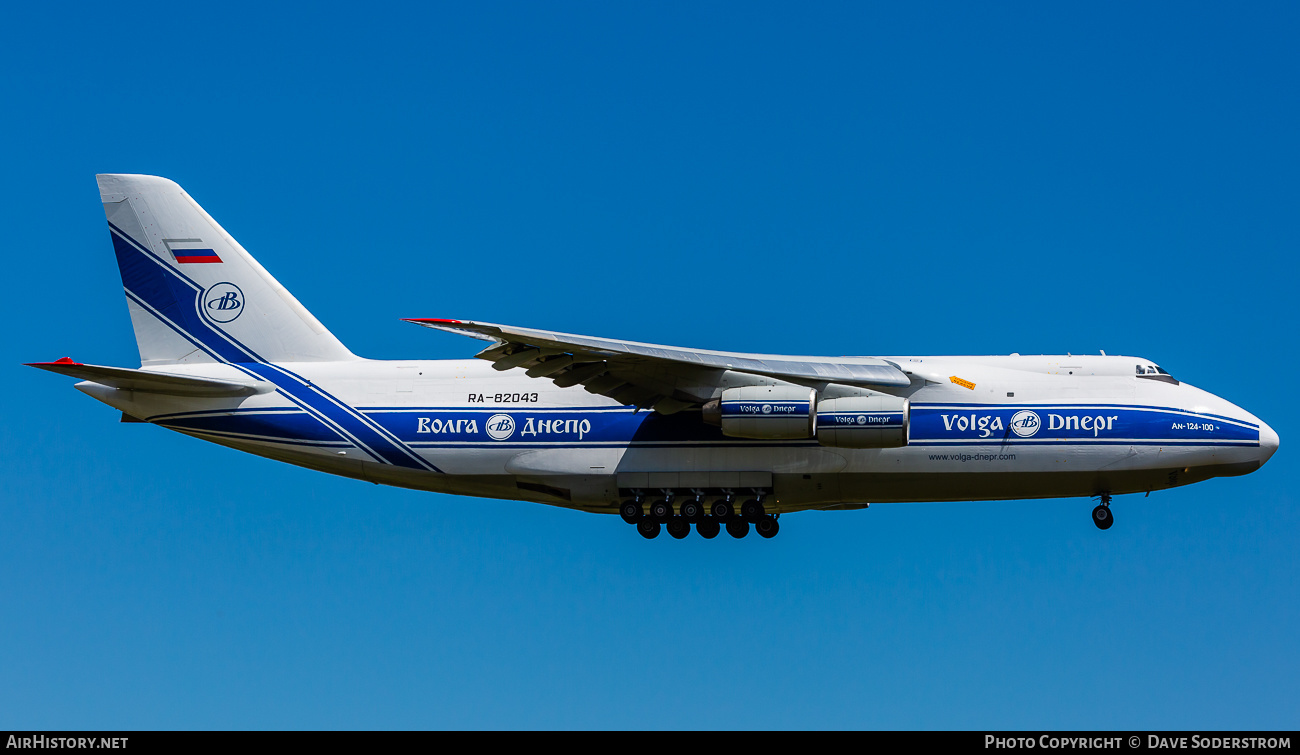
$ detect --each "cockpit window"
[1136,363,1178,384]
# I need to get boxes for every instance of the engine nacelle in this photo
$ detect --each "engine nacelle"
[708,385,817,439]
[815,395,910,448]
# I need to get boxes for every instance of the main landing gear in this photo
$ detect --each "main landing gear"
[620,496,644,524]
[755,516,779,539]
[622,489,782,540]
[1092,492,1114,530]
[725,518,749,538]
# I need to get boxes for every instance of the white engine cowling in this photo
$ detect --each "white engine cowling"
[716,385,817,439]
[815,395,909,448]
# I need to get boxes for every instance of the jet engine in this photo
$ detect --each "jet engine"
[704,385,817,439]
[815,394,909,448]
[703,385,909,447]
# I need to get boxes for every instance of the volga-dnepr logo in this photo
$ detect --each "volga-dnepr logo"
[486,414,516,441]
[202,282,244,323]
[1010,410,1041,438]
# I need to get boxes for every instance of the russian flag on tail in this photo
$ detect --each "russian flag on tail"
[172,248,222,264]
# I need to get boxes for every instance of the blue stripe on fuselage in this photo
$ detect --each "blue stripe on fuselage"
[153,404,1259,450]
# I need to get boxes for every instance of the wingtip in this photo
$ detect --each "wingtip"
[24,356,81,367]
[403,318,464,325]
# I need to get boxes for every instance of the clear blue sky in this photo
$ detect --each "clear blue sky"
[1,2,1296,729]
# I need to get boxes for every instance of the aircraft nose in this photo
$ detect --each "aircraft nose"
[1258,420,1280,467]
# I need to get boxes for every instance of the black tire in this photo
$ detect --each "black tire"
[650,499,672,522]
[637,520,662,539]
[680,500,702,522]
[667,519,690,539]
[696,518,720,539]
[1092,505,1113,530]
[726,518,750,539]
[741,499,765,521]
[711,500,734,519]
[620,500,643,524]
[756,515,779,539]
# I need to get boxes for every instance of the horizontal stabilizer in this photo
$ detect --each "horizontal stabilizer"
[25,358,272,397]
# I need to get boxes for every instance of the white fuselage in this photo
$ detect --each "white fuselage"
[75,353,1278,514]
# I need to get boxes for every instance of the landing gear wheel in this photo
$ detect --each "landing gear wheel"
[620,500,643,524]
[725,518,750,539]
[1092,504,1113,530]
[667,519,690,539]
[650,499,673,522]
[741,499,765,521]
[637,520,662,539]
[680,499,702,522]
[711,500,734,519]
[696,518,720,539]
[756,515,779,539]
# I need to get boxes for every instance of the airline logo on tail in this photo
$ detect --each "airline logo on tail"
[203,283,244,323]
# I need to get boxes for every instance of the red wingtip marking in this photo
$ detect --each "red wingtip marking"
[23,357,83,367]
[55,357,77,364]
[403,318,463,324]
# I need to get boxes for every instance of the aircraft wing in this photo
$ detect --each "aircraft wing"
[404,318,910,412]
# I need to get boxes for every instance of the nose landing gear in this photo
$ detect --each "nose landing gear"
[1092,493,1113,530]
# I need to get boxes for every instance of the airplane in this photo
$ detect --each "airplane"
[27,174,1279,540]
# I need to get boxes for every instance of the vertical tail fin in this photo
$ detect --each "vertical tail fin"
[98,174,356,366]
